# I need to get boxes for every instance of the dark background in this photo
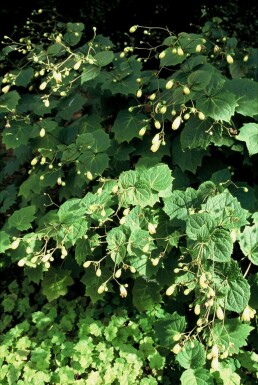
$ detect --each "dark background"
[0,0,257,41]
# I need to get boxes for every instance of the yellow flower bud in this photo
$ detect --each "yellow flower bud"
[120,285,127,298]
[166,284,176,296]
[177,47,184,56]
[31,157,38,166]
[150,142,161,153]
[86,171,93,180]
[226,54,234,64]
[129,25,138,33]
[159,51,166,59]
[172,116,182,130]
[165,79,174,90]
[39,81,47,91]
[39,128,46,137]
[73,60,82,70]
[216,306,224,320]
[148,223,156,235]
[172,343,182,354]
[183,86,191,95]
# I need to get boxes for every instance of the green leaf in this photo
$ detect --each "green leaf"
[239,224,258,265]
[132,277,161,312]
[213,318,254,354]
[81,65,101,83]
[196,91,237,122]
[238,351,258,374]
[163,188,198,220]
[236,123,258,156]
[186,213,216,241]
[172,137,208,173]
[8,206,36,231]
[145,164,173,196]
[180,117,213,150]
[203,191,248,229]
[81,268,111,303]
[94,51,114,67]
[118,170,153,208]
[225,276,250,312]
[226,79,258,117]
[41,268,74,301]
[176,341,206,369]
[106,228,127,264]
[216,368,241,385]
[180,368,214,385]
[112,110,147,143]
[127,229,153,257]
[154,312,186,349]
[0,231,10,252]
[58,218,89,245]
[187,70,214,92]
[3,120,32,149]
[57,93,86,120]
[149,352,165,370]
[78,151,109,176]
[0,90,20,113]
[160,48,187,67]
[15,67,34,87]
[58,198,86,224]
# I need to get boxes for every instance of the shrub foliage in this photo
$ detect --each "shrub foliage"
[0,8,258,385]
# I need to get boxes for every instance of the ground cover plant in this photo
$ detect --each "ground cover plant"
[0,6,258,385]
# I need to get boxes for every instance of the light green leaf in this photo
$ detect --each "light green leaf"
[0,231,10,252]
[145,164,173,196]
[238,351,258,374]
[81,65,101,83]
[203,191,248,229]
[132,277,161,312]
[118,170,153,208]
[8,205,36,231]
[226,78,258,117]
[154,312,186,349]
[57,218,89,246]
[186,213,215,241]
[176,341,206,370]
[196,91,237,122]
[58,198,85,224]
[213,319,254,354]
[239,224,258,265]
[94,51,114,67]
[42,268,74,301]
[225,276,250,312]
[215,368,240,385]
[180,368,214,385]
[106,228,127,264]
[210,229,233,262]
[0,90,20,113]
[127,229,153,256]
[236,123,258,156]
[163,188,198,220]
[149,352,165,370]
[112,110,147,143]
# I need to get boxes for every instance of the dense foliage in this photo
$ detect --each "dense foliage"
[0,7,258,385]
